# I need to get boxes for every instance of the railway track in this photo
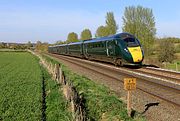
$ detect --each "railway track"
[46,53,180,108]
[137,66,180,81]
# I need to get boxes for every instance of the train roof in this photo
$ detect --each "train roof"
[84,32,135,43]
[68,41,83,45]
[49,41,83,48]
[49,44,67,47]
[49,33,136,47]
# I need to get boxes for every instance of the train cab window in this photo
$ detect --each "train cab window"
[123,37,140,47]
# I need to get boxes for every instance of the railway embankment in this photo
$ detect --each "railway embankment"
[41,53,146,121]
[46,53,180,121]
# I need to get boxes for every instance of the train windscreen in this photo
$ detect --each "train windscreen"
[123,37,140,47]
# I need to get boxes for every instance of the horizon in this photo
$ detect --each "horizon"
[0,0,180,44]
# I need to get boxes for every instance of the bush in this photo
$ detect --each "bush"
[158,40,176,63]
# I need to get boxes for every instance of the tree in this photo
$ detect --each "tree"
[55,40,66,45]
[122,6,156,56]
[0,42,5,48]
[26,41,33,49]
[35,41,49,52]
[35,41,42,51]
[158,40,175,63]
[95,26,110,37]
[106,12,118,35]
[80,29,92,40]
[66,32,79,43]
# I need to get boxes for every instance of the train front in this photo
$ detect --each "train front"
[118,33,144,65]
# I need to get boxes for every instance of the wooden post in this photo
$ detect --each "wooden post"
[52,63,54,75]
[176,63,178,71]
[49,63,52,73]
[59,66,62,84]
[127,90,131,117]
[53,64,56,79]
[54,64,57,80]
[56,64,60,82]
[124,78,136,117]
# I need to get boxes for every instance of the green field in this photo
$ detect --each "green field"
[0,52,42,120]
[0,52,71,120]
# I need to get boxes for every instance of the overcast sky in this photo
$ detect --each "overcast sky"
[0,0,180,43]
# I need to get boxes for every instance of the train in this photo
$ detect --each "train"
[48,32,144,66]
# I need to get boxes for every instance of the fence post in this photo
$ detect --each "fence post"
[49,62,51,74]
[176,63,178,71]
[59,67,62,84]
[127,90,132,117]
[56,64,60,82]
[53,64,56,80]
[62,71,66,85]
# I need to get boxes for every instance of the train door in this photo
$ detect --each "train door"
[83,43,89,59]
[106,40,115,57]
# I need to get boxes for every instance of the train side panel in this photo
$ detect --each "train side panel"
[68,42,83,58]
[84,40,118,63]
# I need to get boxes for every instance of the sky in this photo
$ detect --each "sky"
[0,0,180,44]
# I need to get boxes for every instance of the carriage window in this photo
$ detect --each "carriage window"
[123,37,140,47]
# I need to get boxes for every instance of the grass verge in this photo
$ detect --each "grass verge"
[41,66,72,121]
[43,54,146,121]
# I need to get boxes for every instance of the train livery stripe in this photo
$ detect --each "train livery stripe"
[128,46,143,63]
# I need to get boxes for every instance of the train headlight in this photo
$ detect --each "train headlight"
[124,48,129,53]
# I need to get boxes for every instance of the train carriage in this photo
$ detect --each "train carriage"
[48,32,144,66]
[83,37,114,62]
[68,41,83,57]
[48,45,59,54]
[58,44,68,55]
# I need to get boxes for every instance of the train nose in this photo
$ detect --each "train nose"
[128,47,143,63]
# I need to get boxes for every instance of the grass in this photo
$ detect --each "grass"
[143,52,180,71]
[0,52,42,120]
[42,67,72,121]
[43,54,146,121]
[0,48,26,52]
[164,61,180,71]
[161,53,180,71]
[0,52,72,121]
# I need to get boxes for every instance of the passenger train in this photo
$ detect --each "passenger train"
[48,32,144,66]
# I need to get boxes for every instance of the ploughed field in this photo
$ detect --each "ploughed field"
[0,52,42,120]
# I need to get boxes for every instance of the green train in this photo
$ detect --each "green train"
[48,32,144,66]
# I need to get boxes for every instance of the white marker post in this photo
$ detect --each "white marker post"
[124,78,136,117]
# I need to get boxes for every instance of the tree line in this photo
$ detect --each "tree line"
[62,6,157,57]
[64,11,118,44]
